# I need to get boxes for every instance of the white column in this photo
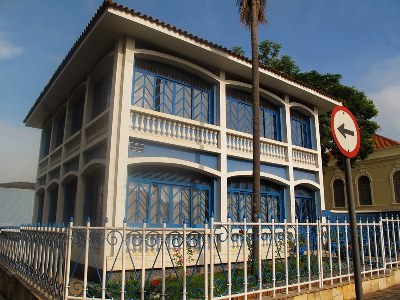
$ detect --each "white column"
[313,106,325,214]
[218,72,227,222]
[104,37,135,227]
[284,95,296,222]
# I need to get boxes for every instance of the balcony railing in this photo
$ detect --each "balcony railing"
[64,132,81,158]
[130,107,219,150]
[1,217,399,300]
[227,130,287,162]
[85,111,109,145]
[292,146,318,168]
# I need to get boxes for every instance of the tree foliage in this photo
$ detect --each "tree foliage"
[231,39,379,169]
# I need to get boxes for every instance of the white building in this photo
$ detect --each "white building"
[25,1,340,228]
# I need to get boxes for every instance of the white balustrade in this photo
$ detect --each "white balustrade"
[130,108,219,149]
[292,147,318,167]
[65,132,81,157]
[227,131,287,161]
[85,112,109,144]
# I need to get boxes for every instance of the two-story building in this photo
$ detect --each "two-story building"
[25,1,340,229]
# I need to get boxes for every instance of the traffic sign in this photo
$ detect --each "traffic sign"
[331,106,360,158]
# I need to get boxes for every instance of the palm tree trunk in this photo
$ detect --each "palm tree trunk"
[251,0,261,268]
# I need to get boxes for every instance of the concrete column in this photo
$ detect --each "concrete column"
[75,74,91,226]
[218,72,227,222]
[313,106,325,214]
[284,95,296,222]
[104,37,135,227]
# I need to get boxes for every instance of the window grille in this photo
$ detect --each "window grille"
[132,59,213,123]
[48,188,58,224]
[126,166,212,227]
[291,110,311,148]
[394,171,400,203]
[40,125,51,158]
[333,179,345,207]
[227,177,283,222]
[226,88,280,140]
[358,176,372,205]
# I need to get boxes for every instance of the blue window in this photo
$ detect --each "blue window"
[36,192,45,224]
[295,186,315,222]
[291,110,312,148]
[63,179,77,224]
[92,73,112,119]
[70,97,84,136]
[226,88,281,140]
[227,177,284,222]
[54,112,65,148]
[48,187,58,224]
[40,124,52,158]
[132,59,214,124]
[126,166,212,227]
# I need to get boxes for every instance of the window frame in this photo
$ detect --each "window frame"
[357,175,373,206]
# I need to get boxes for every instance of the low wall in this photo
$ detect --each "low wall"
[0,265,43,300]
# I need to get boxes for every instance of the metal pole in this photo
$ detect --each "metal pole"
[344,156,364,299]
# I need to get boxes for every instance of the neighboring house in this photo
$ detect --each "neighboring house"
[323,134,400,219]
[0,182,35,226]
[24,1,340,228]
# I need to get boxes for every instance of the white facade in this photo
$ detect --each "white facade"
[25,2,340,228]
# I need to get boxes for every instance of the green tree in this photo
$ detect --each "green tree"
[258,39,300,75]
[255,39,379,168]
[296,71,378,168]
[236,0,267,266]
[231,46,246,56]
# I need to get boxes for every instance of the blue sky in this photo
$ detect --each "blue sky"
[0,0,399,182]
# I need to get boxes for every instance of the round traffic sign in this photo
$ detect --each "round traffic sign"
[331,106,360,158]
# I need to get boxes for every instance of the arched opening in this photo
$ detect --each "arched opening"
[227,177,284,222]
[393,171,400,203]
[35,190,45,224]
[83,166,105,226]
[63,177,78,224]
[358,175,372,205]
[47,184,59,224]
[333,179,345,207]
[295,185,315,222]
[126,165,213,227]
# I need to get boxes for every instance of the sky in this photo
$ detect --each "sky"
[0,0,399,183]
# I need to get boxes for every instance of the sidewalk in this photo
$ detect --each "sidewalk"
[367,284,400,299]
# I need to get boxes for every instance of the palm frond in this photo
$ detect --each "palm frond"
[236,0,267,27]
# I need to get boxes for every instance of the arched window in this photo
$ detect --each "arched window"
[226,88,281,141]
[291,109,311,148]
[132,59,214,124]
[333,179,345,207]
[358,176,372,205]
[227,177,283,222]
[393,171,400,203]
[127,166,213,227]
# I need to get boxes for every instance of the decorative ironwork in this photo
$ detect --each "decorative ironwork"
[133,60,213,124]
[291,109,311,149]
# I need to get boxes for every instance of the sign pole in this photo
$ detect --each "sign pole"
[331,106,363,299]
[344,156,363,300]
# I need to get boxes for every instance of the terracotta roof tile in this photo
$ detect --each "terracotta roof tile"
[373,134,400,150]
[24,0,340,124]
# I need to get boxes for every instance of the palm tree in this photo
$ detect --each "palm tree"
[236,0,267,268]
